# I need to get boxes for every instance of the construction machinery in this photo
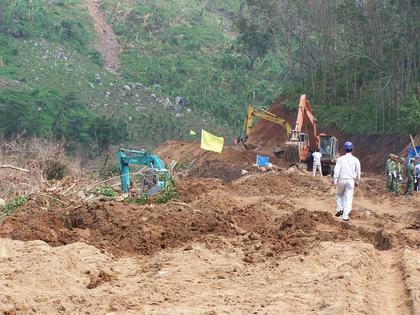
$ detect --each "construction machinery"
[239,105,292,147]
[285,95,338,174]
[116,148,170,195]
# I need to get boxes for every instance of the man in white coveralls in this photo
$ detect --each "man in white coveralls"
[312,148,323,177]
[333,141,361,222]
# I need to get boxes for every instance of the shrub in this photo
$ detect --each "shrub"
[95,186,117,198]
[43,160,68,180]
[1,195,28,216]
[156,179,179,204]
[124,194,149,205]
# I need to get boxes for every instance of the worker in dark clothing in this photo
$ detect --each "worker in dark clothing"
[273,145,281,158]
[404,158,415,195]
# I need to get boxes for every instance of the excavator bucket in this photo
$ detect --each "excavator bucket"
[285,142,301,164]
[285,130,304,164]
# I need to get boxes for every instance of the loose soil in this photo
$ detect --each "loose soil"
[0,138,419,314]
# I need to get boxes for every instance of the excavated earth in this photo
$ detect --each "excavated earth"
[0,141,419,314]
[247,97,410,174]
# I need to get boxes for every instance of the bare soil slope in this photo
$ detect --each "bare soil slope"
[248,97,410,173]
[87,0,120,72]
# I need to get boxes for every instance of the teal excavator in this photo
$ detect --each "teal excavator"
[116,148,170,195]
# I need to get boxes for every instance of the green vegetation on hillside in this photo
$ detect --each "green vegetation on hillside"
[0,0,96,57]
[0,88,127,151]
[0,0,233,150]
[102,0,418,135]
[0,0,417,153]
[101,0,283,130]
[238,0,419,135]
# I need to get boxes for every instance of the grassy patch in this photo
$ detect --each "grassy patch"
[101,0,287,135]
[1,195,28,216]
[0,0,234,148]
[95,186,117,198]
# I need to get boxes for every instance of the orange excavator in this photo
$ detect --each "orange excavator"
[285,95,338,174]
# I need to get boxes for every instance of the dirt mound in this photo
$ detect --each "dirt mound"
[0,200,236,256]
[248,97,410,173]
[2,176,413,260]
[176,178,224,202]
[156,141,287,182]
[1,201,345,259]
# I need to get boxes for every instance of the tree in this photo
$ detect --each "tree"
[237,0,419,134]
[236,15,274,69]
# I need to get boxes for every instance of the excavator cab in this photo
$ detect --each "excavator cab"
[138,168,170,195]
[319,135,337,161]
[318,135,338,175]
[116,148,171,195]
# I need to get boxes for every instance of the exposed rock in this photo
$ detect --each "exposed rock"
[176,96,187,106]
[163,98,172,108]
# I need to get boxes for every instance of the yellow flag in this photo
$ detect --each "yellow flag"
[200,129,224,153]
[189,130,196,136]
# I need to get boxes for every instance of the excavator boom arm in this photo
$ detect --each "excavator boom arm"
[293,95,318,151]
[242,105,292,142]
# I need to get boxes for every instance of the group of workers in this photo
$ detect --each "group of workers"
[386,154,420,196]
[312,141,419,224]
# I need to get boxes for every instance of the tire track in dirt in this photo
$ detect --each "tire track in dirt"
[367,251,412,315]
[87,0,120,73]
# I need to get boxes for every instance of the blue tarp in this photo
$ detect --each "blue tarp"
[256,155,269,167]
[408,146,420,158]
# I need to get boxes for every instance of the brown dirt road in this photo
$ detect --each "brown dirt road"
[87,0,120,73]
[0,141,419,314]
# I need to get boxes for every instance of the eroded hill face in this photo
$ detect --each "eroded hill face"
[247,98,410,173]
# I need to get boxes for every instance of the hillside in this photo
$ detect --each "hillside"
[0,0,233,151]
[100,0,418,136]
[100,0,282,130]
[1,0,418,154]
[0,2,419,313]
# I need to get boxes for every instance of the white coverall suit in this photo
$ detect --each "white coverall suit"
[312,151,323,177]
[333,153,361,220]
